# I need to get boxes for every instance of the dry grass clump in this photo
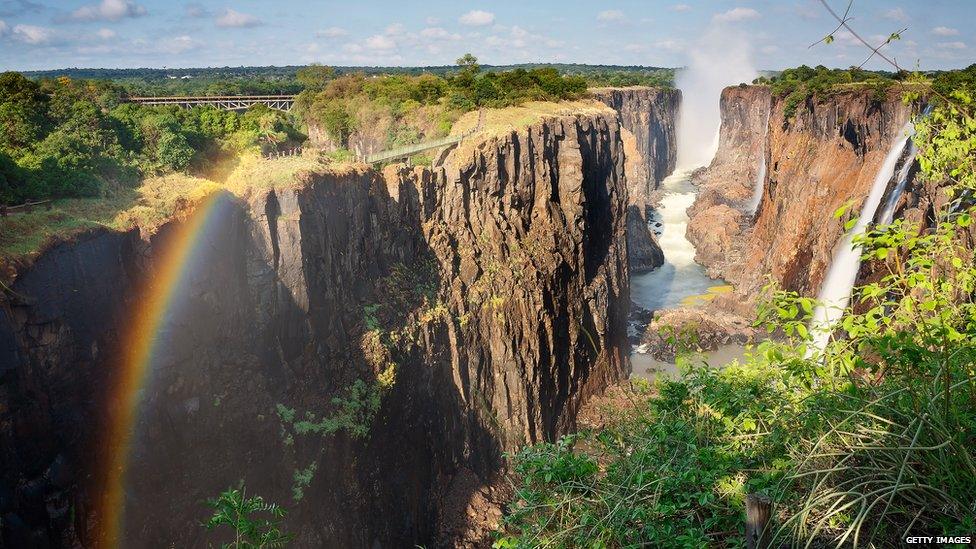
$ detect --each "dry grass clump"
[0,154,349,262]
[449,100,614,159]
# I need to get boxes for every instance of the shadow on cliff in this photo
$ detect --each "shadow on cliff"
[101,179,501,547]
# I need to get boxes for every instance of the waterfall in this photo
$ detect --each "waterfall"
[876,140,918,225]
[877,106,930,225]
[747,107,771,214]
[747,150,767,214]
[808,120,914,352]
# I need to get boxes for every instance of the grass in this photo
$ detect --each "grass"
[497,349,801,548]
[450,99,614,158]
[222,154,352,197]
[0,152,359,265]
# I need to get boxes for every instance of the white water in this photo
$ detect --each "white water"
[808,121,914,352]
[631,169,725,313]
[877,140,918,225]
[878,107,929,225]
[631,18,754,360]
[747,109,770,214]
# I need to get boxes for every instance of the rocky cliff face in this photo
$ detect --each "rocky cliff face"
[592,87,680,199]
[688,85,913,300]
[0,111,630,547]
[593,87,680,272]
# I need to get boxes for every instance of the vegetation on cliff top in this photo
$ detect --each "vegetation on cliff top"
[753,64,901,119]
[293,54,590,156]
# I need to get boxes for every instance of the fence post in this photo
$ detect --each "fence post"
[746,493,772,549]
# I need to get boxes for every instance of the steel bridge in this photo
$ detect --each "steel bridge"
[127,95,297,111]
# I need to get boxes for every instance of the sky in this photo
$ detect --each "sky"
[0,0,972,72]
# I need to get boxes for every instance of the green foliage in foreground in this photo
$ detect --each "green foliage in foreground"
[498,87,976,548]
[205,487,292,548]
[497,354,804,548]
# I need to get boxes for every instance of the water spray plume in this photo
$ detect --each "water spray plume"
[676,22,758,170]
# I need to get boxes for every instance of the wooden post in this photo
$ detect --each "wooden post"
[746,493,772,549]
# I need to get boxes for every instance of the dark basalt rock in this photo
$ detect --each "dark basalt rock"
[0,110,632,547]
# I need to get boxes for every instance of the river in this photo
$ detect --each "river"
[629,168,746,379]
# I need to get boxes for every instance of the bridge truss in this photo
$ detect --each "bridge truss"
[127,95,297,111]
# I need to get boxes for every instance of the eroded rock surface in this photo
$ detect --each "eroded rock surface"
[594,87,680,273]
[642,307,756,362]
[0,111,630,548]
[688,85,913,302]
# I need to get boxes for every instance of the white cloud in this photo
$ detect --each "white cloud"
[597,10,624,22]
[932,26,959,36]
[654,39,683,52]
[761,44,779,54]
[831,30,863,47]
[317,26,347,38]
[883,7,908,22]
[420,27,460,40]
[12,23,54,44]
[384,23,404,36]
[71,0,145,22]
[365,34,395,50]
[159,34,200,54]
[216,8,261,28]
[936,41,967,50]
[425,16,439,25]
[670,4,691,12]
[459,10,494,26]
[342,43,363,53]
[482,25,563,56]
[96,27,115,39]
[714,7,760,23]
[0,19,8,37]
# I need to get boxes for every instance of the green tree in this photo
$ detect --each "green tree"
[316,100,355,144]
[0,72,49,152]
[296,64,336,92]
[456,53,480,72]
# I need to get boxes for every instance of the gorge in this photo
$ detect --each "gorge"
[0,72,959,548]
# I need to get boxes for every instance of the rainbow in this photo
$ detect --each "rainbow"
[96,192,229,548]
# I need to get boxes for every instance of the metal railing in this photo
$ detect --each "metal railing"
[264,147,303,160]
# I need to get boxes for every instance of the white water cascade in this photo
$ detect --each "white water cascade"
[876,140,918,225]
[808,120,915,352]
[877,106,930,225]
[747,109,771,214]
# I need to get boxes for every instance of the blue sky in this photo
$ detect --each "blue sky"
[0,0,972,71]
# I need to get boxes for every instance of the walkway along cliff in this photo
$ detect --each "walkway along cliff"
[0,104,638,547]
